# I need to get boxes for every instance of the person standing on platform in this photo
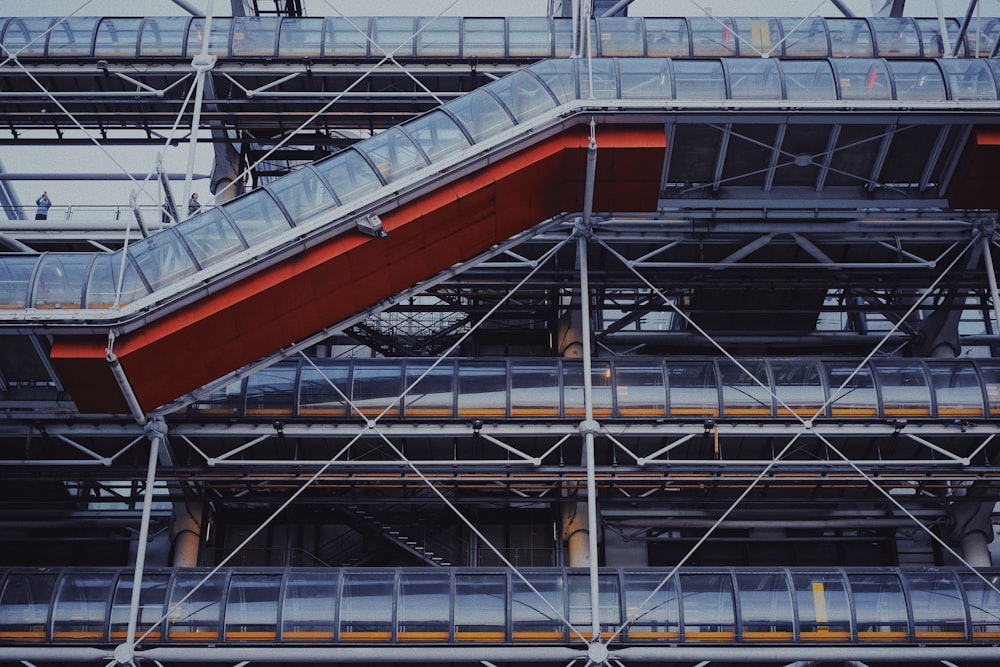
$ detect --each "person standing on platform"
[34,192,52,220]
[188,192,201,217]
[161,198,174,224]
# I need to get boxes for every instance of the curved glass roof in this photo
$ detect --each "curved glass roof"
[2,55,998,315]
[0,15,995,60]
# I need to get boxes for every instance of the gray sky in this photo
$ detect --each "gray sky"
[1,0,998,214]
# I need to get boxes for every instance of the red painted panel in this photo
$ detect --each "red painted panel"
[50,125,668,413]
[947,128,1000,209]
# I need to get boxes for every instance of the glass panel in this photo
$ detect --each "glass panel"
[361,127,429,184]
[95,18,142,57]
[508,17,551,57]
[825,362,878,417]
[139,17,188,56]
[313,149,383,202]
[577,57,618,100]
[689,17,737,57]
[827,18,874,57]
[667,362,719,417]
[623,573,679,640]
[246,363,297,416]
[615,361,666,417]
[528,59,577,105]
[872,360,931,417]
[225,574,280,640]
[772,360,825,418]
[978,360,1000,416]
[231,17,278,57]
[1,18,53,57]
[186,18,233,57]
[781,60,837,101]
[404,360,455,418]
[398,572,450,639]
[673,60,725,100]
[780,17,828,57]
[563,360,613,418]
[645,18,689,57]
[416,17,459,57]
[511,573,564,640]
[110,573,169,642]
[791,572,852,640]
[735,18,781,57]
[726,59,781,100]
[371,17,416,58]
[281,571,337,641]
[903,571,966,640]
[552,18,574,57]
[915,18,963,57]
[47,17,98,57]
[0,573,57,640]
[568,574,620,636]
[927,361,984,418]
[278,18,323,57]
[889,61,946,101]
[52,572,115,641]
[167,571,225,641]
[402,110,470,163]
[486,70,558,123]
[944,59,997,101]
[298,359,351,417]
[352,360,402,417]
[849,574,908,640]
[457,360,507,418]
[85,251,149,308]
[679,573,735,641]
[510,360,559,417]
[266,165,338,222]
[128,229,198,290]
[463,18,504,57]
[736,572,793,640]
[966,18,1000,57]
[873,18,919,57]
[598,17,644,56]
[179,208,246,268]
[0,256,39,308]
[444,89,515,144]
[835,59,892,100]
[455,574,505,641]
[223,189,293,248]
[619,59,672,100]
[190,379,243,416]
[960,572,1000,638]
[340,572,393,639]
[719,359,772,417]
[324,17,369,57]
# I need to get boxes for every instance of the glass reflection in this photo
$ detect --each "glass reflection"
[781,18,828,57]
[128,228,199,290]
[645,18,689,57]
[282,571,337,641]
[179,208,246,268]
[223,190,293,248]
[726,59,781,99]
[511,360,559,417]
[245,364,297,416]
[186,18,233,57]
[668,362,719,417]
[927,361,984,417]
[398,572,450,639]
[873,18,919,56]
[110,573,169,642]
[834,59,891,100]
[31,254,92,309]
[872,360,931,417]
[340,572,393,639]
[827,18,874,57]
[266,165,339,221]
[792,572,852,640]
[673,60,726,100]
[313,149,383,202]
[402,111,471,162]
[444,89,516,144]
[85,251,149,308]
[736,572,794,640]
[455,574,505,641]
[232,17,278,57]
[457,360,507,417]
[618,59,672,99]
[1,17,53,56]
[225,575,280,640]
[943,59,997,100]
[324,17,369,57]
[278,18,323,57]
[849,573,908,640]
[598,17,645,57]
[0,574,57,640]
[52,572,115,640]
[507,17,552,57]
[623,573,679,640]
[416,17,459,57]
[0,256,39,309]
[298,359,351,417]
[890,61,946,101]
[166,571,225,641]
[361,127,429,184]
[463,18,505,57]
[47,17,98,57]
[404,360,455,417]
[511,573,564,640]
[689,17,737,57]
[486,70,558,123]
[139,17,190,56]
[903,571,966,640]
[680,573,735,641]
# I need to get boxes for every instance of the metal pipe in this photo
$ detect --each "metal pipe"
[577,232,600,643]
[0,232,34,252]
[599,0,635,17]
[981,233,1000,337]
[169,0,205,16]
[114,419,164,667]
[183,0,215,218]
[829,0,856,17]
[953,0,981,57]
[107,351,147,426]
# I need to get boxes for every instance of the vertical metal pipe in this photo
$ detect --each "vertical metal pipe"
[183,0,215,217]
[577,231,600,643]
[981,233,1000,336]
[114,418,164,666]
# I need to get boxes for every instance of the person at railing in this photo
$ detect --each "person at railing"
[188,192,201,217]
[161,197,175,224]
[34,191,52,220]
